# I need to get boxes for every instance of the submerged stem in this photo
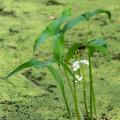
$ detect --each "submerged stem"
[59,66,72,120]
[73,78,82,120]
[88,54,93,120]
[92,81,97,120]
[81,65,89,119]
[64,67,84,120]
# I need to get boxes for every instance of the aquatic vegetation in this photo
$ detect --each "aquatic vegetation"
[5,8,111,120]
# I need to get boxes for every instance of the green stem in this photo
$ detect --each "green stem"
[85,21,89,42]
[81,65,89,119]
[64,68,74,98]
[73,78,81,120]
[86,20,97,120]
[92,81,97,120]
[59,66,72,120]
[77,53,89,119]
[63,91,72,120]
[64,68,84,120]
[88,54,93,120]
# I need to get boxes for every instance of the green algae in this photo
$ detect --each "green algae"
[0,0,120,119]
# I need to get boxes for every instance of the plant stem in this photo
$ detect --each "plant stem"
[92,81,97,120]
[77,52,89,119]
[81,65,89,119]
[86,20,97,120]
[88,54,93,120]
[59,66,72,120]
[63,91,72,120]
[64,68,74,97]
[86,18,97,120]
[64,68,84,120]
[73,78,81,120]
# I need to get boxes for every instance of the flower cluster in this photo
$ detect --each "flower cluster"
[72,59,89,82]
[75,75,83,82]
[72,59,89,72]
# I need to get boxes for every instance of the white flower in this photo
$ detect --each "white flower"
[75,75,83,82]
[72,61,80,71]
[80,59,89,65]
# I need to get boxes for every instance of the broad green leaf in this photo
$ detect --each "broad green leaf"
[53,33,65,61]
[47,65,71,118]
[62,12,93,33]
[92,9,111,20]
[81,12,93,20]
[33,8,71,53]
[62,15,86,33]
[5,59,55,79]
[33,30,50,52]
[87,38,108,56]
[62,9,111,33]
[66,42,85,63]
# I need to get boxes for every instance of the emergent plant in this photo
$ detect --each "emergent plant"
[5,8,111,120]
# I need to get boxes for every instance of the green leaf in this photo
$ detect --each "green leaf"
[62,9,111,33]
[33,8,71,53]
[81,12,93,20]
[87,38,108,57]
[92,9,111,20]
[33,30,50,52]
[47,65,71,118]
[66,42,85,63]
[62,15,86,33]
[53,33,65,61]
[5,59,55,79]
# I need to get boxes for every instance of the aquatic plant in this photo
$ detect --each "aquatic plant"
[5,8,111,120]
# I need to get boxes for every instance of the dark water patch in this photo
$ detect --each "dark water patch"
[116,28,120,32]
[36,83,57,93]
[22,69,57,93]
[112,53,120,61]
[40,93,48,97]
[88,31,94,36]
[0,38,4,42]
[94,17,109,26]
[108,36,118,40]
[21,93,49,99]
[94,16,105,21]
[47,84,57,93]
[22,69,47,86]
[99,20,108,26]
[0,100,17,105]
[0,116,7,120]
[99,105,113,120]
[62,112,77,119]
[106,105,113,112]
[100,113,109,120]
[46,0,64,6]
[7,44,17,50]
[9,27,19,34]
[53,97,59,101]
[23,11,30,17]
[100,77,105,81]
[78,32,84,37]
[0,7,16,17]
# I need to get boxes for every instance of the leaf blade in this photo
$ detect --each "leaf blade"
[53,33,65,61]
[87,38,108,57]
[5,59,55,79]
[33,8,71,53]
